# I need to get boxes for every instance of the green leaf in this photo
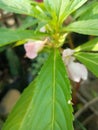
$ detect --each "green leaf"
[74,52,98,77]
[44,0,69,17]
[75,1,98,20]
[65,20,98,36]
[31,3,50,21]
[80,1,98,20]
[75,38,98,52]
[0,0,32,15]
[6,48,21,76]
[18,17,38,30]
[3,49,73,130]
[0,28,47,47]
[59,0,87,24]
[44,0,87,24]
[0,0,50,21]
[73,0,98,20]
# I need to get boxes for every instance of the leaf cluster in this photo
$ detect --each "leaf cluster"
[0,0,98,130]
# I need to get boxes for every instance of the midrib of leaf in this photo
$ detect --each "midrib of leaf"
[75,53,98,66]
[57,0,61,21]
[52,49,56,130]
[19,49,58,130]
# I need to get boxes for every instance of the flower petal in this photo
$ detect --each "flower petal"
[67,62,88,82]
[62,48,74,57]
[62,48,75,65]
[24,43,37,59]
[24,40,45,59]
[76,63,88,81]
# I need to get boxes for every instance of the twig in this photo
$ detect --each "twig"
[83,113,95,125]
[75,97,98,118]
[68,33,75,49]
[77,93,98,115]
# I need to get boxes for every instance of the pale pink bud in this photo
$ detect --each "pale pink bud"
[62,48,75,57]
[62,48,75,65]
[62,48,88,82]
[24,40,45,59]
[67,61,88,82]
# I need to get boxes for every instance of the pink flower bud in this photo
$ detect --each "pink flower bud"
[62,48,75,65]
[67,61,88,82]
[62,48,88,82]
[24,40,45,59]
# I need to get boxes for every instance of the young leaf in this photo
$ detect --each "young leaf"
[74,52,98,77]
[74,1,98,20]
[67,0,87,13]
[31,3,50,21]
[44,0,70,17]
[65,20,98,36]
[0,0,32,15]
[44,0,87,24]
[59,0,87,24]
[75,38,98,52]
[0,28,47,47]
[3,49,73,130]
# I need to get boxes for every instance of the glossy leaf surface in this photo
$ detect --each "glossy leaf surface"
[18,18,38,30]
[44,0,87,24]
[65,20,98,36]
[3,49,73,130]
[74,1,98,20]
[0,0,32,15]
[74,52,98,77]
[44,0,69,17]
[0,29,47,47]
[65,0,87,16]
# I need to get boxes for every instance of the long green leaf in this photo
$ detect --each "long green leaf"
[44,0,87,24]
[31,3,50,21]
[68,0,87,12]
[44,0,69,17]
[74,1,98,20]
[75,38,98,52]
[65,20,98,36]
[18,17,38,30]
[3,49,73,130]
[59,0,87,24]
[74,52,98,77]
[0,29,47,47]
[0,0,32,15]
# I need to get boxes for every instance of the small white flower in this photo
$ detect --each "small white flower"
[62,48,88,82]
[62,48,75,65]
[24,39,46,59]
